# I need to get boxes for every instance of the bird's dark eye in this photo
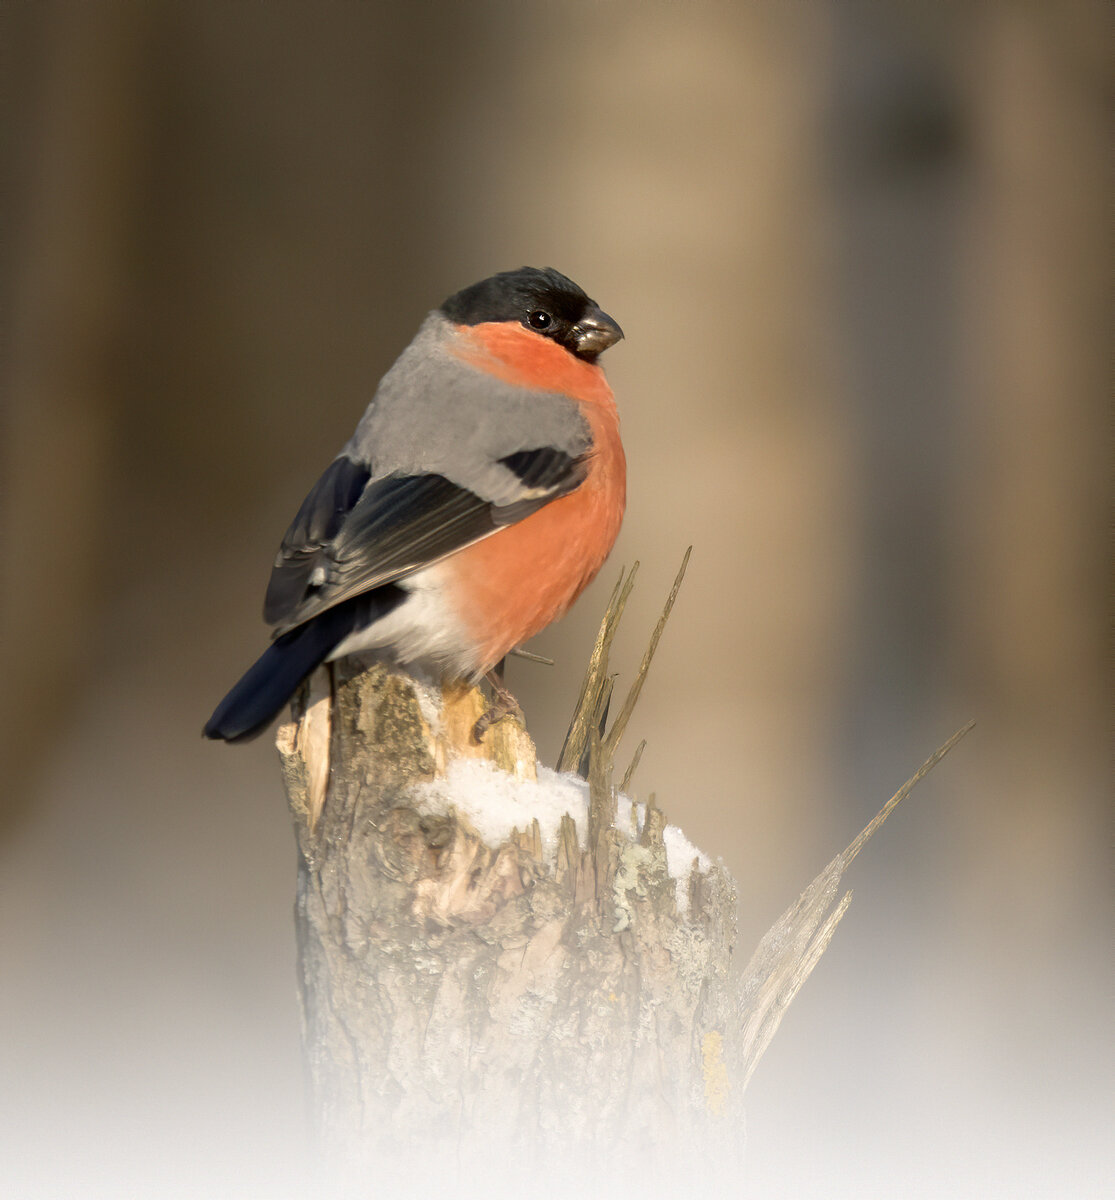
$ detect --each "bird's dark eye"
[528,310,553,330]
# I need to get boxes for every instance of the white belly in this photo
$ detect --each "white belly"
[326,564,482,678]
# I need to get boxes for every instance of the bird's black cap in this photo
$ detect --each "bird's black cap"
[440,266,623,362]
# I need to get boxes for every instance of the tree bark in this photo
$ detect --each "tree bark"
[277,658,739,1174]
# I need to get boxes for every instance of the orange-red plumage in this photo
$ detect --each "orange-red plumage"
[445,322,626,668]
[449,320,618,408]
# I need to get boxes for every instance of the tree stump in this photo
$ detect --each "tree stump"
[277,657,740,1179]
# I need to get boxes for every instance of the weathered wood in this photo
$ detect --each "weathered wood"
[278,657,740,1174]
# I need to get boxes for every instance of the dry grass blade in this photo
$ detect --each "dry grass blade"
[734,720,976,1093]
[510,648,555,666]
[602,547,692,760]
[574,675,615,780]
[737,885,853,1093]
[619,739,646,794]
[586,727,615,849]
[841,719,976,867]
[556,564,639,773]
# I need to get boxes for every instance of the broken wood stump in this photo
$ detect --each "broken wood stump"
[277,656,739,1174]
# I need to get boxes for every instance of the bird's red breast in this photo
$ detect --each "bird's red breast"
[442,322,626,670]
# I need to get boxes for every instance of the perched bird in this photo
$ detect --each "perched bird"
[204,266,626,742]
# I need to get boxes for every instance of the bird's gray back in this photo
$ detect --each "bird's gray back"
[343,313,592,506]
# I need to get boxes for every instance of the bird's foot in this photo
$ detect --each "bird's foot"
[473,670,526,742]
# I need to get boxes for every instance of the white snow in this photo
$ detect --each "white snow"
[410,760,590,859]
[662,824,711,915]
[410,759,711,913]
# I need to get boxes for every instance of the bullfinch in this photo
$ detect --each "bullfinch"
[204,266,625,742]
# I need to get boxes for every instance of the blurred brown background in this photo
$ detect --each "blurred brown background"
[1,3,1108,1197]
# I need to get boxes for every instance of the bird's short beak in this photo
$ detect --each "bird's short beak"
[574,307,624,358]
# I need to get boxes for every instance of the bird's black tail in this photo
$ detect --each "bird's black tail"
[203,588,404,743]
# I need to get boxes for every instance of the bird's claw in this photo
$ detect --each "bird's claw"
[473,673,526,742]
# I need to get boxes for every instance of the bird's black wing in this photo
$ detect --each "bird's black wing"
[263,448,587,634]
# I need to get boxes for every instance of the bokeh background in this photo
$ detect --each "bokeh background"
[1,3,1108,1197]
